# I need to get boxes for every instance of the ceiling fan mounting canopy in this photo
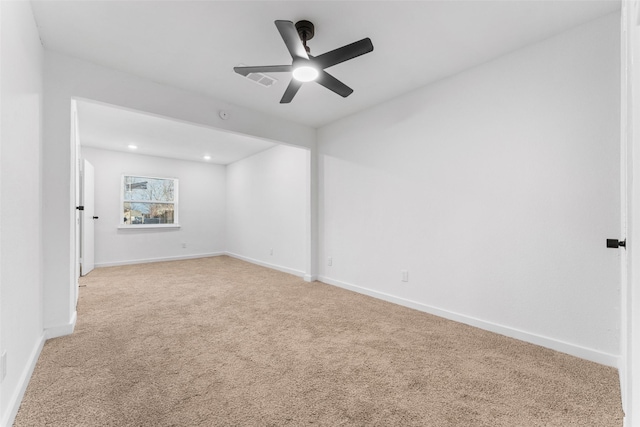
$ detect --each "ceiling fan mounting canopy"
[233,19,373,104]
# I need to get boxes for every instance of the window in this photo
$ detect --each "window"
[120,175,179,228]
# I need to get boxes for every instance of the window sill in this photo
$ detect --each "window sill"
[118,224,181,229]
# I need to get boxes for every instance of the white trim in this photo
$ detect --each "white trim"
[117,224,181,230]
[45,311,77,340]
[304,274,317,282]
[1,334,45,427]
[225,252,305,278]
[94,252,225,268]
[318,275,619,368]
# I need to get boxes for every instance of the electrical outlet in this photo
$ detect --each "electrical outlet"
[401,270,409,282]
[328,257,333,266]
[181,243,187,248]
[1,351,7,383]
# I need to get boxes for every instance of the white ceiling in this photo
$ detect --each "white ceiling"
[32,0,620,162]
[77,100,277,164]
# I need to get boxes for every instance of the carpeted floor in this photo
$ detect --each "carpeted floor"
[14,256,622,426]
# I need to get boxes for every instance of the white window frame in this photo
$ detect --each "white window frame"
[119,174,180,229]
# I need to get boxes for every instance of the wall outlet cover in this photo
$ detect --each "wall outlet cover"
[401,270,409,282]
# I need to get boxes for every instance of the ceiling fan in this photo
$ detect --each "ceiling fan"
[234,20,373,104]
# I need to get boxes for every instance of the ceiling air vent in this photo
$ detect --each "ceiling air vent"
[237,64,277,87]
[247,72,277,87]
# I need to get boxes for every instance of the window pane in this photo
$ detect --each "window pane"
[123,176,174,202]
[123,202,175,225]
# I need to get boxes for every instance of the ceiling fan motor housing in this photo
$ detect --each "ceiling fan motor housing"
[295,20,314,52]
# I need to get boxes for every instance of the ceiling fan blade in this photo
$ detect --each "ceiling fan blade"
[316,70,353,98]
[280,79,303,103]
[234,65,292,76]
[275,20,309,61]
[313,38,373,69]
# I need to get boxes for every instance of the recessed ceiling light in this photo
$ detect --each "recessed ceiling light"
[203,155,211,160]
[128,144,138,150]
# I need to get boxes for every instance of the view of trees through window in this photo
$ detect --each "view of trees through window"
[122,175,177,225]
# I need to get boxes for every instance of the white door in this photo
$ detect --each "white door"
[73,102,81,304]
[81,159,96,276]
[621,1,640,423]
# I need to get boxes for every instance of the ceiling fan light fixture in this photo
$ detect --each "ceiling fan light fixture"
[233,20,373,102]
[292,65,318,82]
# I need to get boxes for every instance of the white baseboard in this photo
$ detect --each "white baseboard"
[44,310,77,340]
[318,275,619,368]
[304,274,318,282]
[225,252,305,278]
[2,333,45,427]
[94,252,225,268]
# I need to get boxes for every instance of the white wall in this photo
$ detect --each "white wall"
[82,147,226,266]
[226,145,308,276]
[318,13,621,366]
[0,2,45,425]
[42,51,316,336]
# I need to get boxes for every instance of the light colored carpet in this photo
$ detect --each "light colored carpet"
[14,256,622,426]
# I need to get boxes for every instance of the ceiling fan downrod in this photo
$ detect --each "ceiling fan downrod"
[295,20,314,54]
